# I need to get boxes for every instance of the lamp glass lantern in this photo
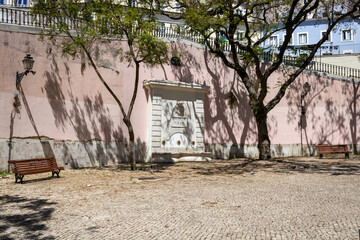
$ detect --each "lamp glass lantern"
[16,54,36,87]
[303,82,311,94]
[22,54,35,71]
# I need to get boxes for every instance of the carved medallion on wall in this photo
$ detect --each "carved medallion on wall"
[166,101,193,145]
[174,102,185,117]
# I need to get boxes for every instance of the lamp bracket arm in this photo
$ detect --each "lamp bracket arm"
[16,70,36,87]
[301,91,308,100]
[16,71,25,87]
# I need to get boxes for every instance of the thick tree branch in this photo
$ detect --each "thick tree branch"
[266,3,360,112]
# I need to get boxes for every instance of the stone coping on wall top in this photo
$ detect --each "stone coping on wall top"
[143,79,210,92]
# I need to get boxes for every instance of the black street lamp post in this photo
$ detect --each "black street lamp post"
[8,54,36,172]
[300,82,311,157]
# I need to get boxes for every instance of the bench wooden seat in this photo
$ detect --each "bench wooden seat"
[8,157,64,183]
[315,145,351,159]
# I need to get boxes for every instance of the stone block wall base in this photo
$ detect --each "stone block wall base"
[205,143,360,159]
[0,138,146,171]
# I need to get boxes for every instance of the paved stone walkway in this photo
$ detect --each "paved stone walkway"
[1,157,360,239]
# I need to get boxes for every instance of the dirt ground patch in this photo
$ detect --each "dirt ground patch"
[1,157,360,239]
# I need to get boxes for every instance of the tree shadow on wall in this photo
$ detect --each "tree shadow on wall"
[286,72,358,154]
[164,45,279,158]
[169,43,203,83]
[17,85,56,159]
[284,72,329,156]
[42,54,143,167]
[0,195,56,240]
[202,48,257,158]
[345,79,360,154]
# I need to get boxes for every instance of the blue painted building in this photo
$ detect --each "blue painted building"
[263,18,360,56]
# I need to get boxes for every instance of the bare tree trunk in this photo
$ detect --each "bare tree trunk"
[122,61,140,171]
[124,118,136,170]
[255,108,271,160]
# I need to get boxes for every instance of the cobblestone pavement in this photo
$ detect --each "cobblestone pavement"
[1,157,360,240]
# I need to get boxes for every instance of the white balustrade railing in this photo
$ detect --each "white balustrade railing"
[1,6,359,79]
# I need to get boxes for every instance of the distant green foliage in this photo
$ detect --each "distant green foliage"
[295,53,310,67]
[32,0,168,66]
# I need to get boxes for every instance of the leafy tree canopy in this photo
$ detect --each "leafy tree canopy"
[32,0,169,170]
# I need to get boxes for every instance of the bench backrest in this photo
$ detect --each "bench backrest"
[9,157,59,174]
[316,145,349,153]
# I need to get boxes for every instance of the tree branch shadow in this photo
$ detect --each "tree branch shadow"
[43,53,147,167]
[346,79,360,154]
[188,158,360,176]
[285,71,359,155]
[15,84,56,159]
[202,48,257,158]
[0,195,56,240]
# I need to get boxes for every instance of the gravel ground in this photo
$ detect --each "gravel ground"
[1,157,360,240]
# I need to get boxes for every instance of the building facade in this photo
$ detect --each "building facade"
[264,18,360,56]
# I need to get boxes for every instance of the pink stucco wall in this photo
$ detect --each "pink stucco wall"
[1,30,359,151]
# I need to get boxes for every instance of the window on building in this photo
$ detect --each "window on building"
[298,33,308,44]
[321,31,331,42]
[236,31,244,41]
[342,29,352,41]
[16,0,27,6]
[131,0,137,7]
[0,0,5,5]
[235,8,242,15]
[270,36,278,46]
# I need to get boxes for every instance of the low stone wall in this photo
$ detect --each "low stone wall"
[0,138,146,171]
[2,138,359,171]
[205,143,359,159]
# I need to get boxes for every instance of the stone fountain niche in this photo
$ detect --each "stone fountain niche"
[143,79,210,162]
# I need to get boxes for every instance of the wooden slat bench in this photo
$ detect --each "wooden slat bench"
[315,145,351,159]
[8,157,64,183]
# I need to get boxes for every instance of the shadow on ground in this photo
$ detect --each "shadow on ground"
[188,157,360,176]
[71,157,360,177]
[0,195,56,240]
[76,162,175,173]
